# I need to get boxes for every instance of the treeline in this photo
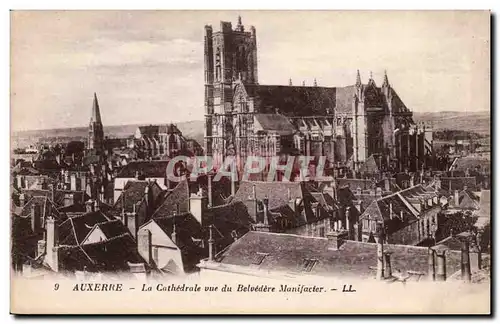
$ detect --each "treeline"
[433,129,485,141]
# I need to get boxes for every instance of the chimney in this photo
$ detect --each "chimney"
[19,193,25,207]
[135,171,140,180]
[93,199,99,212]
[171,222,178,246]
[230,167,236,197]
[50,184,55,202]
[454,190,460,207]
[376,225,385,280]
[476,231,483,270]
[375,187,382,197]
[432,245,449,281]
[389,202,393,220]
[208,224,215,261]
[207,173,213,208]
[410,175,414,187]
[428,248,436,281]
[85,200,94,213]
[31,203,42,233]
[326,230,348,251]
[37,239,46,258]
[70,173,77,191]
[384,251,393,278]
[144,185,150,208]
[138,229,153,265]
[384,177,390,192]
[435,177,441,190]
[457,232,472,282]
[262,197,269,226]
[45,216,59,272]
[463,185,468,191]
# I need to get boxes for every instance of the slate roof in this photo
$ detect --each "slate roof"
[337,178,376,191]
[242,81,409,117]
[233,181,307,211]
[452,156,491,173]
[254,114,296,135]
[58,233,145,273]
[440,177,478,192]
[113,180,164,214]
[359,155,380,174]
[138,124,181,136]
[213,231,462,280]
[151,180,190,218]
[94,219,130,239]
[58,210,114,246]
[116,161,169,178]
[18,195,63,223]
[148,213,205,272]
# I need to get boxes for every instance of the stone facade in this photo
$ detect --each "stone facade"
[203,17,433,174]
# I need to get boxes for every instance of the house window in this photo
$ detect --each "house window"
[301,258,318,272]
[252,253,268,265]
[319,227,325,238]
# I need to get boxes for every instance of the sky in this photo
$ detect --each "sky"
[10,10,490,131]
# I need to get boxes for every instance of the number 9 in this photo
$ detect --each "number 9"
[54,283,59,291]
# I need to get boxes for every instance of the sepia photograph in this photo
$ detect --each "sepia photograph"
[9,9,491,315]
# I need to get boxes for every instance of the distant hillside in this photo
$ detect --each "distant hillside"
[413,111,490,136]
[11,111,490,149]
[11,120,205,149]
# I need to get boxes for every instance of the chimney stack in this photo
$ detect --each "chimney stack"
[45,216,59,272]
[19,193,25,207]
[376,225,385,280]
[31,203,42,233]
[384,177,390,192]
[207,173,213,208]
[384,251,393,279]
[326,230,348,251]
[428,248,436,281]
[85,200,94,213]
[457,232,472,282]
[432,245,449,281]
[454,190,460,207]
[208,225,215,261]
[262,197,270,225]
[375,187,382,197]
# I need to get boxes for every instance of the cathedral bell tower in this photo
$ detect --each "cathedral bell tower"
[204,16,258,166]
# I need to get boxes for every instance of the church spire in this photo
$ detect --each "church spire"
[91,92,102,124]
[289,78,292,86]
[355,70,362,87]
[382,69,390,88]
[313,78,318,87]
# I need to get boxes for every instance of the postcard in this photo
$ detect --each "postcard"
[10,10,491,314]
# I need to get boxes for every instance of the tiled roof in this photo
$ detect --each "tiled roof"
[58,210,114,245]
[254,114,296,135]
[213,231,462,280]
[116,161,169,178]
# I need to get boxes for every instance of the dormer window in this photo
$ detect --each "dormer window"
[251,252,268,265]
[300,258,318,272]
